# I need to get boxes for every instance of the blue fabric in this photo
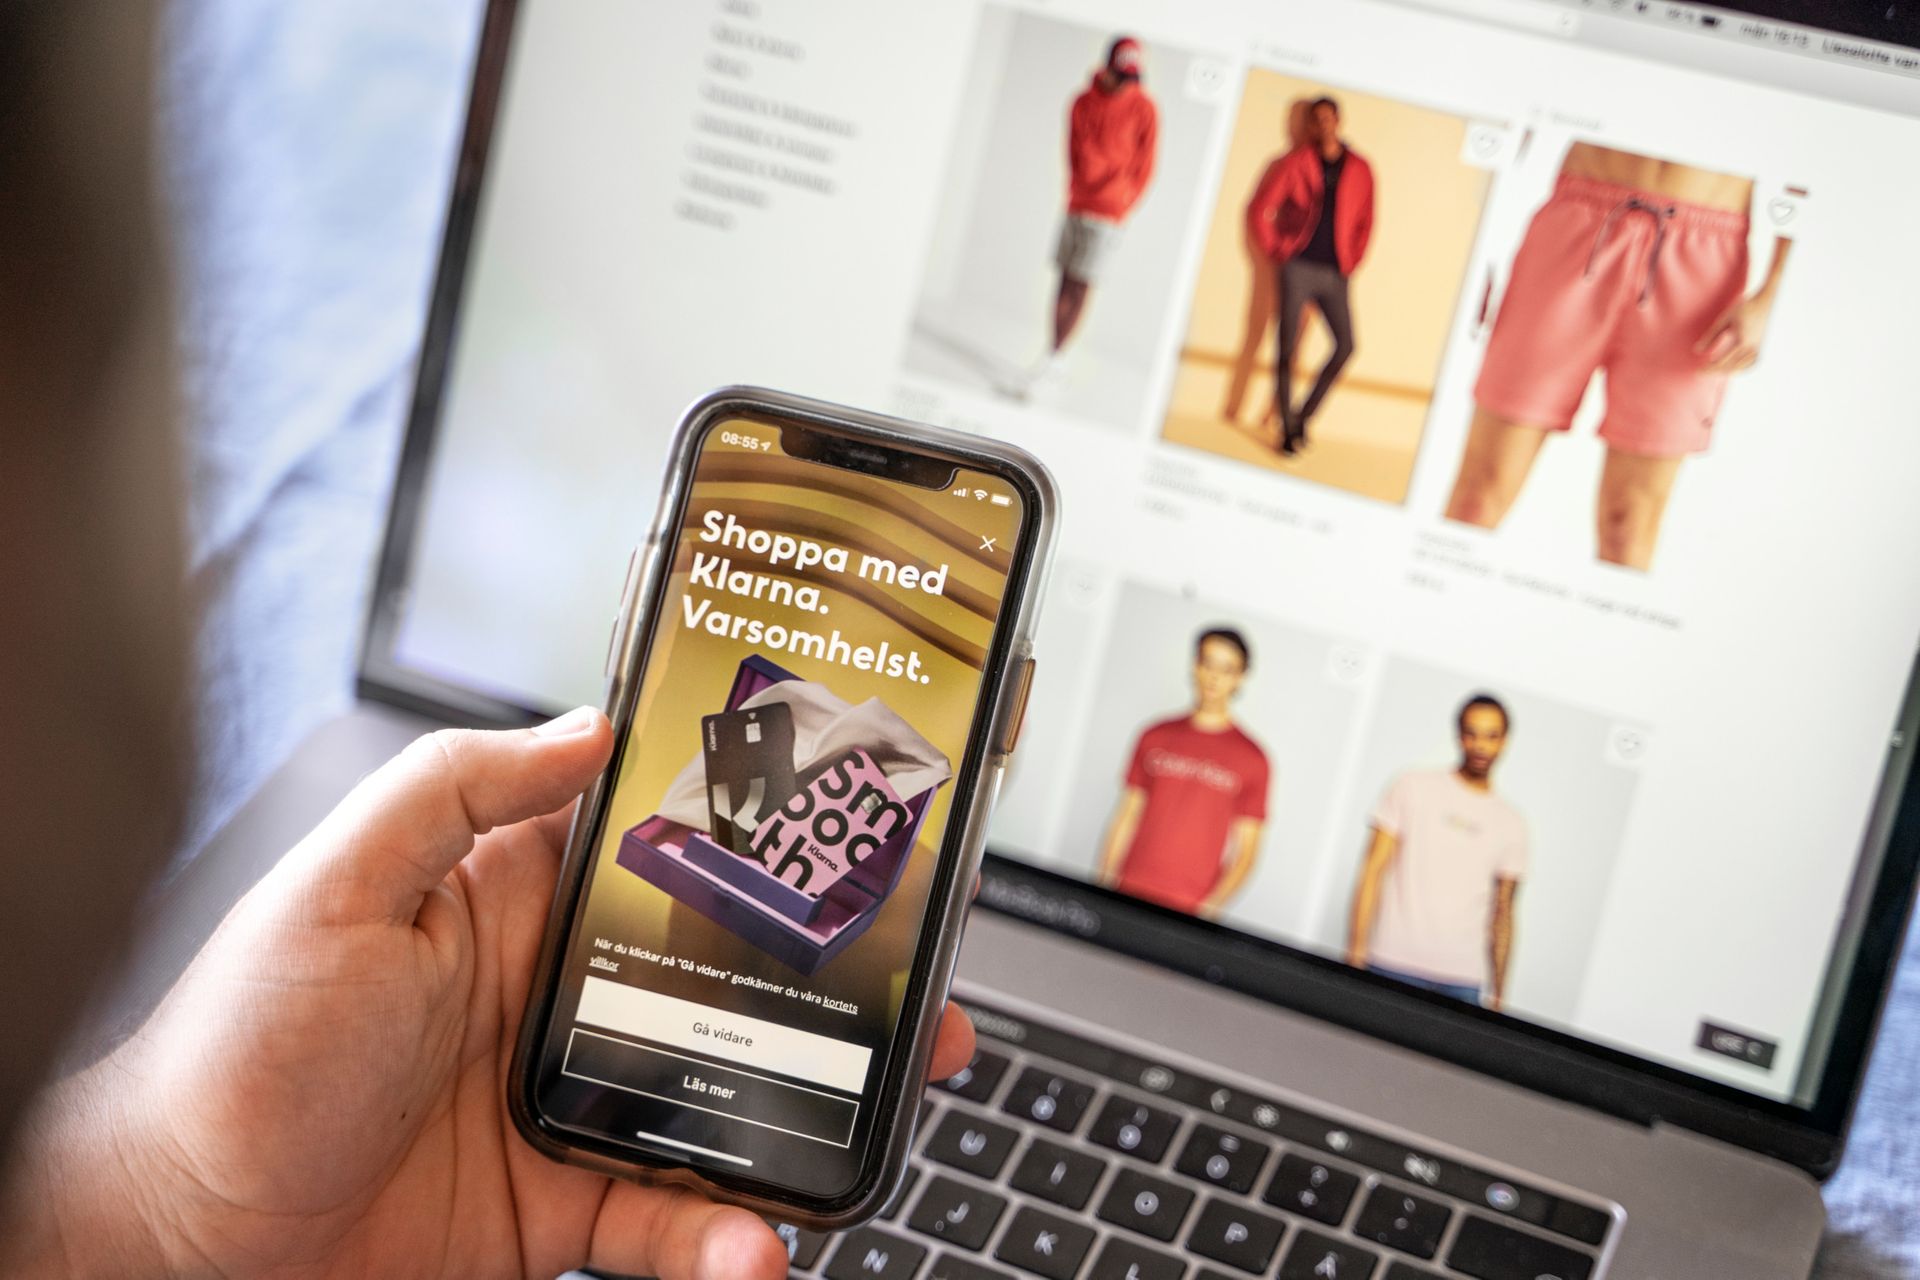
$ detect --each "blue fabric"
[1370,964,1484,1006]
[163,7,1918,1273]
[163,0,484,863]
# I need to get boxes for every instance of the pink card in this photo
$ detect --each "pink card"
[746,747,910,898]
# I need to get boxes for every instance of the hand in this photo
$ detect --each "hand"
[5,712,977,1280]
[1694,291,1775,374]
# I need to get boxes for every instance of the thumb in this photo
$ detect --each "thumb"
[286,707,613,925]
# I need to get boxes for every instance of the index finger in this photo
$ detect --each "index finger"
[929,1000,978,1082]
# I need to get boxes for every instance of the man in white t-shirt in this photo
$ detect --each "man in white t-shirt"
[1345,694,1528,1009]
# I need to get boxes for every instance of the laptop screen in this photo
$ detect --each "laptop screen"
[375,0,1920,1113]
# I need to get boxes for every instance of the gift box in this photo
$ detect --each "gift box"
[615,654,951,976]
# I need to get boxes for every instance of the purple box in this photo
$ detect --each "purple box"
[614,655,936,976]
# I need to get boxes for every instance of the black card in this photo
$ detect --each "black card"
[701,702,798,855]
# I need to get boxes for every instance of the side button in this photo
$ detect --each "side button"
[603,543,644,678]
[997,658,1036,754]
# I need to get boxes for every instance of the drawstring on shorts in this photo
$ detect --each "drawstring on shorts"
[1583,195,1676,307]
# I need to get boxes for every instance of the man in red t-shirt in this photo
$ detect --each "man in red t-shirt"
[1013,36,1159,399]
[1097,628,1272,916]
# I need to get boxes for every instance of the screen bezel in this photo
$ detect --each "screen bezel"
[361,0,1920,1178]
[514,397,1049,1215]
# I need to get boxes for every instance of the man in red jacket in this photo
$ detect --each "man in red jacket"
[1019,36,1159,398]
[1245,96,1376,454]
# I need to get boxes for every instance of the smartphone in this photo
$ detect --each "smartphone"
[510,387,1056,1226]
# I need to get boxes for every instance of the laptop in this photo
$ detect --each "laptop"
[156,1,1920,1277]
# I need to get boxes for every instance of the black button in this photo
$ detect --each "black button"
[1546,1198,1612,1246]
[1262,1153,1361,1226]
[1009,1137,1107,1210]
[907,1176,1007,1252]
[1087,1235,1185,1280]
[1187,1197,1286,1274]
[881,1166,921,1221]
[1086,1095,1180,1163]
[1095,1167,1194,1242]
[992,1205,1096,1280]
[939,1049,1012,1104]
[1384,1265,1443,1280]
[925,1111,1020,1180]
[1002,1066,1097,1133]
[1353,1185,1451,1260]
[1278,1230,1379,1280]
[1447,1216,1594,1280]
[825,1226,929,1280]
[1173,1123,1270,1194]
[565,1030,859,1146]
[772,1221,829,1269]
[928,1253,1018,1280]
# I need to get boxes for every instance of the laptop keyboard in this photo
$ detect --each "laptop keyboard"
[778,1000,1615,1280]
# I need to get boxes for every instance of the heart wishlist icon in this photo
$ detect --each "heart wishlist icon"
[1768,197,1797,226]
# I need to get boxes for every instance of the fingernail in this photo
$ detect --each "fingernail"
[532,706,600,738]
[694,1213,786,1280]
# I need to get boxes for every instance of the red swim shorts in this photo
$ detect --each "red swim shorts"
[1475,174,1751,458]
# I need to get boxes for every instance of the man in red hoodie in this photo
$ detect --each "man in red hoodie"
[1245,96,1376,454]
[1020,36,1159,397]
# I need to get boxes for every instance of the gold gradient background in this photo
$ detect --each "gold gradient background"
[570,422,1021,1047]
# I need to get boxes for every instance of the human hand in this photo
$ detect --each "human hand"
[1695,291,1775,374]
[4,712,976,1280]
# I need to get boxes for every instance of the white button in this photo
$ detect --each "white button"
[575,976,871,1092]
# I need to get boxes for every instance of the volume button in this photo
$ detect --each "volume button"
[604,543,642,679]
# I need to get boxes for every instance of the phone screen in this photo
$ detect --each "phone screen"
[529,414,1031,1200]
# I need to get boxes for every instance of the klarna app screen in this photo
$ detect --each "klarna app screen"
[533,421,1022,1191]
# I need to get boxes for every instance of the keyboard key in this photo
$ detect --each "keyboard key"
[1086,1095,1180,1163]
[1353,1185,1451,1259]
[908,1176,1007,1252]
[1187,1197,1286,1274]
[1263,1153,1360,1226]
[928,1253,1018,1280]
[772,1221,829,1270]
[1174,1123,1269,1194]
[1096,1166,1194,1242]
[926,1111,1019,1180]
[1087,1235,1185,1280]
[1447,1216,1594,1280]
[1547,1199,1613,1246]
[1383,1265,1442,1280]
[1278,1230,1379,1280]
[826,1226,928,1280]
[1009,1138,1106,1211]
[940,1049,1012,1104]
[1002,1066,1097,1133]
[993,1205,1095,1280]
[881,1166,921,1221]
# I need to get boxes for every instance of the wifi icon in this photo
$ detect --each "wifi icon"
[973,489,987,500]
